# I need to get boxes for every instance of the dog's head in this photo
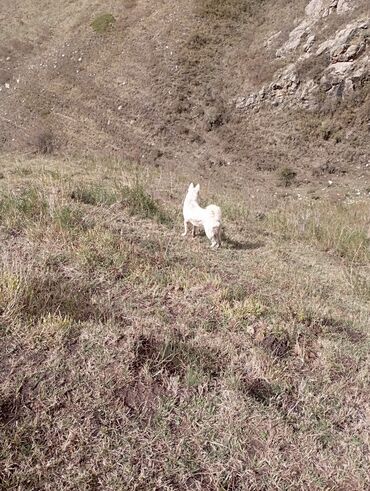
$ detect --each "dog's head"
[186,182,200,201]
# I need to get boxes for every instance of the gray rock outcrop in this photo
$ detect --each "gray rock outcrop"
[237,0,368,111]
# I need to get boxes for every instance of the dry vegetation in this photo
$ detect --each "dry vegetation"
[0,0,370,489]
[1,155,369,490]
[2,0,367,188]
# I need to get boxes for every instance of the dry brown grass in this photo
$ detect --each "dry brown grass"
[196,0,265,20]
[268,199,370,264]
[1,155,369,490]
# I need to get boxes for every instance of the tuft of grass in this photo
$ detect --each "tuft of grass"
[0,189,48,227]
[12,167,33,177]
[221,297,267,329]
[91,13,116,33]
[222,201,249,222]
[121,182,172,225]
[53,205,87,230]
[76,228,129,272]
[70,184,118,206]
[132,335,225,380]
[221,284,248,303]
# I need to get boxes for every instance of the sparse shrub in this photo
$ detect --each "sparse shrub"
[278,166,296,187]
[35,129,54,154]
[296,52,331,82]
[91,13,116,33]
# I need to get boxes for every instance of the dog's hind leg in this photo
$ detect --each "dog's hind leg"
[182,220,189,237]
[217,227,222,247]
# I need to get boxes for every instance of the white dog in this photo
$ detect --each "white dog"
[182,183,222,248]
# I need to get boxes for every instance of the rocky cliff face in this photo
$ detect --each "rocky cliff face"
[236,0,369,111]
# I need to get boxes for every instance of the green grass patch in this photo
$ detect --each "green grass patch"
[121,182,172,225]
[70,184,118,206]
[91,13,116,33]
[53,205,87,230]
[0,189,48,227]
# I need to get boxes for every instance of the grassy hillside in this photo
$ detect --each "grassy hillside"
[1,155,369,489]
[1,0,369,488]
[0,0,369,194]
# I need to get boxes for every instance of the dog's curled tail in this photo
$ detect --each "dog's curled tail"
[206,204,222,222]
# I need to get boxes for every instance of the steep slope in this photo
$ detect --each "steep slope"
[0,0,369,194]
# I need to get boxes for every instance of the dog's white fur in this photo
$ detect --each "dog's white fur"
[182,183,222,248]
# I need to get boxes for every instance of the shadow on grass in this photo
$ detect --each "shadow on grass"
[223,235,265,251]
[189,229,264,251]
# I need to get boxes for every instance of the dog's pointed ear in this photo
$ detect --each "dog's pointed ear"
[195,184,200,192]
[188,183,194,190]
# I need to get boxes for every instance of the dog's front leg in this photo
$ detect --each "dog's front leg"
[181,220,188,237]
[192,225,197,238]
